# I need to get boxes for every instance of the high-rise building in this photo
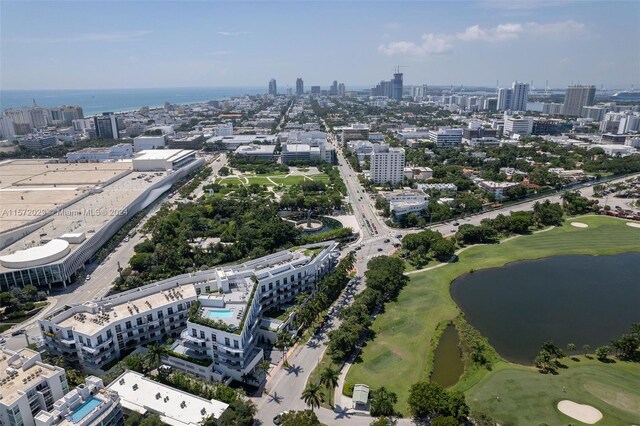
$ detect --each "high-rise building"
[510,81,529,112]
[392,72,403,100]
[497,88,512,111]
[0,115,16,139]
[310,86,321,95]
[337,83,346,96]
[94,113,121,139]
[329,80,338,96]
[296,78,304,96]
[268,79,277,96]
[483,98,498,111]
[370,143,405,184]
[562,85,596,116]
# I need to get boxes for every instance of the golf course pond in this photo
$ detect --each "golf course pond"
[450,252,640,364]
[430,324,464,388]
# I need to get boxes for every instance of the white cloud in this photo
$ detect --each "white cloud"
[379,20,584,57]
[525,20,585,36]
[217,31,249,37]
[379,33,453,56]
[9,30,152,44]
[456,23,523,42]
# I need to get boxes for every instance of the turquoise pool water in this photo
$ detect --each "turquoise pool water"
[71,397,101,422]
[205,308,234,319]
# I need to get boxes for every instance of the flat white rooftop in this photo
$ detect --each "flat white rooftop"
[107,371,228,426]
[134,149,195,161]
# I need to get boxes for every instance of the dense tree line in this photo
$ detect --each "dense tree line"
[294,253,355,331]
[456,201,564,245]
[401,230,456,268]
[327,257,407,364]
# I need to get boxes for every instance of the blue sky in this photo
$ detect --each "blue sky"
[1,0,638,90]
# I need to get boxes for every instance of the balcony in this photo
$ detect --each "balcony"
[181,330,206,343]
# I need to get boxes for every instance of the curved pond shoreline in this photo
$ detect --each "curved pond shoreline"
[450,252,640,364]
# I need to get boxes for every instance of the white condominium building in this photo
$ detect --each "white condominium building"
[0,348,69,426]
[40,242,339,385]
[370,144,405,184]
[39,281,198,371]
[34,376,123,426]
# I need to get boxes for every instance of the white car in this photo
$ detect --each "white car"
[85,275,92,281]
[0,337,6,344]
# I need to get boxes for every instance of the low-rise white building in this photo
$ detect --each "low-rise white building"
[403,167,433,180]
[475,179,520,200]
[416,183,457,194]
[66,144,133,162]
[133,135,167,152]
[207,135,276,151]
[382,190,429,217]
[428,128,463,147]
[132,149,197,171]
[234,144,276,160]
[107,371,227,426]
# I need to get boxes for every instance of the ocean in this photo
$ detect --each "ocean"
[0,87,265,116]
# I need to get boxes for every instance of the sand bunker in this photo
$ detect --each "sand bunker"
[626,222,640,229]
[570,222,589,228]
[557,400,603,424]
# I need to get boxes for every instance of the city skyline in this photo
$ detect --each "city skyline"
[1,0,639,90]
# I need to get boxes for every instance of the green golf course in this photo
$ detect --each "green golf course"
[345,215,640,423]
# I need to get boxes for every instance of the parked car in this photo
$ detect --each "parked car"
[11,329,25,336]
[273,411,289,425]
[85,275,92,281]
[0,337,6,344]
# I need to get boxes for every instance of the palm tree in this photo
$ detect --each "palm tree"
[319,367,340,406]
[301,383,325,412]
[255,359,271,379]
[275,331,294,365]
[583,344,591,357]
[146,343,169,370]
[567,343,576,353]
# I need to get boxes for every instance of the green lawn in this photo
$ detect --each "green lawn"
[218,173,330,187]
[466,357,640,425]
[345,216,640,416]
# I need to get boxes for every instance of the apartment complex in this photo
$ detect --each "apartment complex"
[0,348,69,426]
[369,144,405,184]
[34,376,123,426]
[40,242,339,384]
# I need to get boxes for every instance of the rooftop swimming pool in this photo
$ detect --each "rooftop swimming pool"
[70,397,102,422]
[205,308,234,319]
